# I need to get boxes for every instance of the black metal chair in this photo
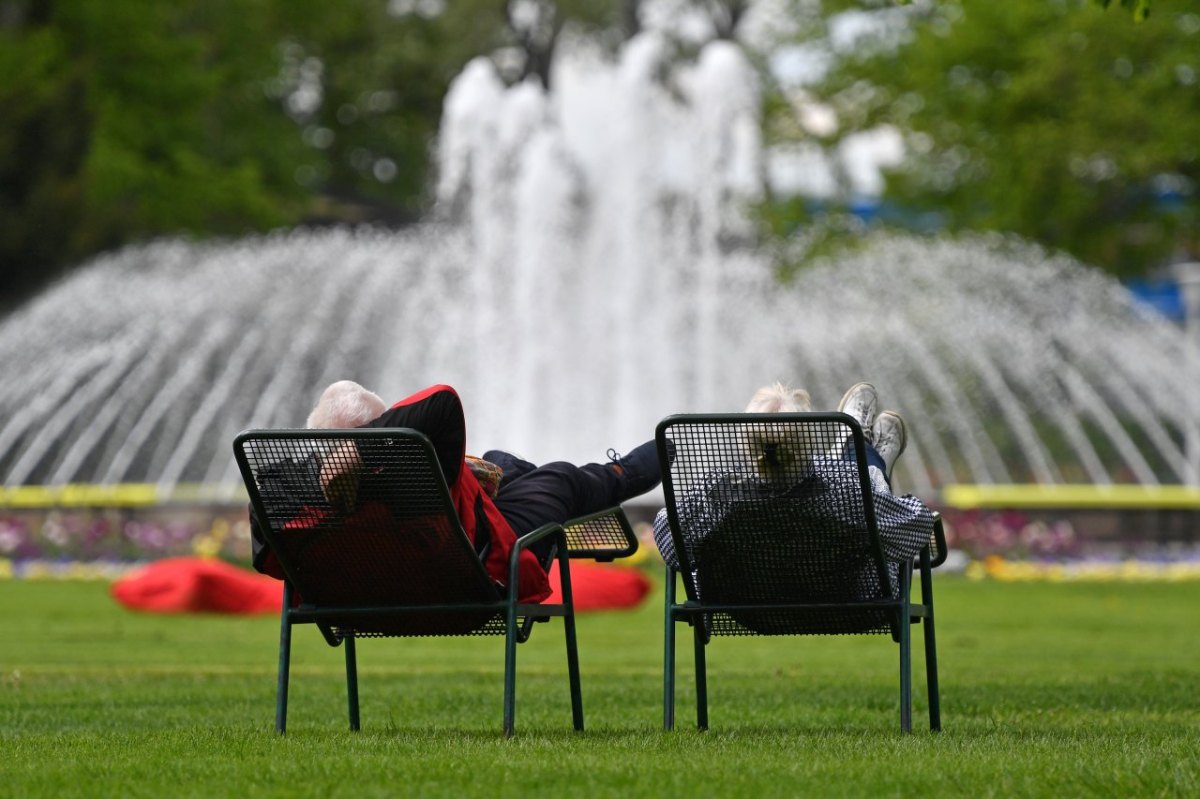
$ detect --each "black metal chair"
[656,413,946,732]
[233,428,637,736]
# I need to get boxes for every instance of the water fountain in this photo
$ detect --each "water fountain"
[1,31,1198,503]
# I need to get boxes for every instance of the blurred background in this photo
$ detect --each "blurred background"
[1,0,1198,576]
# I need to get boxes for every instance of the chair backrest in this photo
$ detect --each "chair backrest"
[234,428,502,636]
[656,413,895,636]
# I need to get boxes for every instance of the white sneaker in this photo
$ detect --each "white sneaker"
[837,382,878,441]
[872,410,906,481]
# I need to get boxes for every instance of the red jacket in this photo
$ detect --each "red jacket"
[364,384,552,603]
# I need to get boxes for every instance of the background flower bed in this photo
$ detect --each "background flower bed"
[0,506,253,578]
[3,503,1199,583]
[940,508,1083,560]
[937,506,1200,562]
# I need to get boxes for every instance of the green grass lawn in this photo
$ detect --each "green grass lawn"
[2,575,1198,798]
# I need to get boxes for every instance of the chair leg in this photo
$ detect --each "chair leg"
[920,554,941,732]
[275,587,293,735]
[344,633,360,732]
[694,623,709,731]
[664,566,676,731]
[558,542,584,731]
[503,596,519,737]
[898,567,913,734]
[563,612,584,731]
[922,616,940,732]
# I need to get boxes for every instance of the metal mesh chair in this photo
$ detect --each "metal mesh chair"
[233,428,637,736]
[656,413,946,732]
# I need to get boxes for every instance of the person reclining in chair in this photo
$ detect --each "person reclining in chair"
[652,381,936,599]
[249,381,663,604]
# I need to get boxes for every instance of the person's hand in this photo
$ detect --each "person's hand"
[320,440,363,511]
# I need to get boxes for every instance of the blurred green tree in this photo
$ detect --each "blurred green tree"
[0,0,519,303]
[2,1,303,301]
[768,0,1199,276]
[0,0,656,303]
[1094,0,1152,22]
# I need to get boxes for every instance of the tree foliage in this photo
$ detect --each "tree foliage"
[2,0,1175,302]
[0,0,679,303]
[1094,0,1152,23]
[774,0,1199,276]
[0,0,520,303]
[3,1,293,300]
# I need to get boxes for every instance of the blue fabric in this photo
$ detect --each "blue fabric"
[839,440,889,488]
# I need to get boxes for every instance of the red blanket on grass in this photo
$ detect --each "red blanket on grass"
[545,561,651,611]
[110,558,283,615]
[111,557,651,615]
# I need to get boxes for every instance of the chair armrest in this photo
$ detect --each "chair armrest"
[508,521,568,600]
[929,512,948,569]
[513,521,567,553]
[505,507,639,596]
[562,506,639,562]
[899,512,948,570]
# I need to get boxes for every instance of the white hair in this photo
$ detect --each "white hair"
[744,382,812,414]
[306,380,387,429]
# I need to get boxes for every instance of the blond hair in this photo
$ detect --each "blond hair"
[744,382,812,414]
[743,382,814,480]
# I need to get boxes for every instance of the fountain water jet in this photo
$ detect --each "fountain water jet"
[1,33,1197,499]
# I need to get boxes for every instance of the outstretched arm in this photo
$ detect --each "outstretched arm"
[364,384,466,485]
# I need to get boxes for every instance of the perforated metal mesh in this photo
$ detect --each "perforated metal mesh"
[563,508,638,561]
[236,430,506,637]
[658,413,895,637]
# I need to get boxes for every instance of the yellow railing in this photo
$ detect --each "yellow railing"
[4,482,1200,510]
[939,484,1200,510]
[0,483,246,508]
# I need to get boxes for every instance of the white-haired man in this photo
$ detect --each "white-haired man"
[250,381,663,603]
[652,382,935,597]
